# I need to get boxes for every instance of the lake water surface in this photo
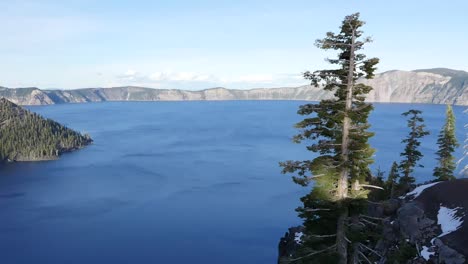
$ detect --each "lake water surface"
[0,101,466,264]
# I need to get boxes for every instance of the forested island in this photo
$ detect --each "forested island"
[0,98,92,162]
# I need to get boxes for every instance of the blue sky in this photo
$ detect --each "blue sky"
[1,0,467,90]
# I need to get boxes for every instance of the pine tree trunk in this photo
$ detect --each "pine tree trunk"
[337,28,356,199]
[352,179,360,192]
[336,28,356,264]
[390,182,395,199]
[336,205,349,264]
[351,242,360,264]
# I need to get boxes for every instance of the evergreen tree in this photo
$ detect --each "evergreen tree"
[399,110,429,188]
[367,167,387,201]
[385,161,399,199]
[458,109,467,177]
[280,13,379,264]
[434,105,459,181]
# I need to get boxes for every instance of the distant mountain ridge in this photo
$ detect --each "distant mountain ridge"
[1,68,467,105]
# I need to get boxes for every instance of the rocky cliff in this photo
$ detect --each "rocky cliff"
[1,68,467,105]
[362,68,468,105]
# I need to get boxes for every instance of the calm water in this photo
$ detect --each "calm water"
[0,101,466,264]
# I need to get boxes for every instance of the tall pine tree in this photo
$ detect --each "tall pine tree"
[434,105,459,181]
[280,13,378,264]
[399,110,429,187]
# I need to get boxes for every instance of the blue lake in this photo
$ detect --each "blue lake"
[0,101,466,264]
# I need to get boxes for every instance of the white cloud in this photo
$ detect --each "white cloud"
[237,74,274,83]
[114,70,307,90]
[145,71,217,82]
[117,70,141,81]
[221,73,303,85]
[171,72,203,81]
[192,74,212,81]
[124,70,137,76]
[149,72,165,81]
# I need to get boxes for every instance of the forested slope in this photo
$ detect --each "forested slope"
[0,98,92,162]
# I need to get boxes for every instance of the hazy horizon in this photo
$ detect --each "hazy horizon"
[3,67,466,91]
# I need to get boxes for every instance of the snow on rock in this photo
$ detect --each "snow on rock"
[401,182,441,199]
[421,246,435,260]
[437,205,465,237]
[294,232,303,244]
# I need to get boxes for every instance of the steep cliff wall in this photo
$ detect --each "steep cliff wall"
[1,68,467,105]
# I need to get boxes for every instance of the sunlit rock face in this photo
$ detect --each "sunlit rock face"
[0,87,54,105]
[362,68,468,105]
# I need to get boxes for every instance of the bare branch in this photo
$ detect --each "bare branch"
[304,208,331,212]
[359,243,382,258]
[358,251,373,264]
[309,233,337,238]
[326,58,367,65]
[319,40,365,48]
[288,244,337,262]
[307,71,349,78]
[347,221,366,228]
[360,218,378,226]
[306,174,326,180]
[359,215,384,221]
[359,184,384,190]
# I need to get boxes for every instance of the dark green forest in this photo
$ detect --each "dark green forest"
[0,98,92,162]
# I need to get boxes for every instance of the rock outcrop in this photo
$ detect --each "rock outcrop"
[278,226,305,264]
[1,68,467,106]
[278,179,468,263]
[402,180,468,263]
[362,68,468,105]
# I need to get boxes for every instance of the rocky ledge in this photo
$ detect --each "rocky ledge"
[279,179,468,264]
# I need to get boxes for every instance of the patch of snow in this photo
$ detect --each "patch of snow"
[437,205,465,237]
[294,232,303,244]
[420,246,435,260]
[401,182,441,199]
